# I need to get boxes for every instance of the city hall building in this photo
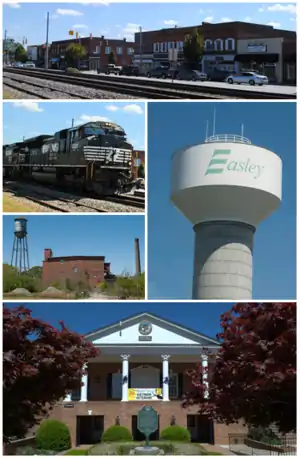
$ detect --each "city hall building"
[50,313,246,446]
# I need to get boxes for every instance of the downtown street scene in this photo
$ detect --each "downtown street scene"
[3,2,297,100]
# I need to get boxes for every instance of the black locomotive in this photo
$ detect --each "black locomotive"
[3,120,138,195]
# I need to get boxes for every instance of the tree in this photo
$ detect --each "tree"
[182,303,296,433]
[3,306,99,441]
[137,163,145,179]
[27,266,43,279]
[183,29,204,69]
[108,51,116,65]
[3,264,39,293]
[65,43,86,68]
[14,44,27,63]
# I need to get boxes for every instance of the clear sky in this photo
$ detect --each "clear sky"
[3,101,145,150]
[3,215,145,274]
[147,102,296,300]
[3,2,296,46]
[3,302,235,339]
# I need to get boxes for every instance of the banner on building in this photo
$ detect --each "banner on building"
[128,388,162,401]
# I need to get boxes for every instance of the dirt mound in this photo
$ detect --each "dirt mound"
[41,286,64,297]
[9,288,32,296]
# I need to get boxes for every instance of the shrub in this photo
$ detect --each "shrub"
[64,450,89,455]
[160,425,191,442]
[36,419,71,452]
[248,426,281,445]
[101,425,132,442]
[66,67,80,74]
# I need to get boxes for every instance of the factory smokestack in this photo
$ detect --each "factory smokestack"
[135,238,141,276]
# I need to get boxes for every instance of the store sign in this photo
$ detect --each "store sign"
[128,388,162,401]
[205,149,265,179]
[247,44,267,53]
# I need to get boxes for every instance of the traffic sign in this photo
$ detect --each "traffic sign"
[68,30,74,36]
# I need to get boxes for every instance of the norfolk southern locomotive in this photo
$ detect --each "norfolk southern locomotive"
[3,120,138,195]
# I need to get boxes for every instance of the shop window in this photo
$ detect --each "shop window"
[214,39,223,51]
[204,39,214,51]
[225,38,235,51]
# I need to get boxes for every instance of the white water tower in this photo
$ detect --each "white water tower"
[170,121,282,300]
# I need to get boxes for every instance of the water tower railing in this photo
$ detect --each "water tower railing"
[205,134,252,145]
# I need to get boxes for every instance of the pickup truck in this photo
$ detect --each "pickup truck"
[98,64,122,75]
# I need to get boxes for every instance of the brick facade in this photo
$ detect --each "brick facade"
[48,361,247,446]
[50,36,135,69]
[42,249,110,289]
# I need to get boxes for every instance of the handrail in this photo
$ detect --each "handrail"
[205,134,252,145]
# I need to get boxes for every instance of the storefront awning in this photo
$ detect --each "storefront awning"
[235,53,279,63]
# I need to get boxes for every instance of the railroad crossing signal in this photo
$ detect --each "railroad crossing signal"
[76,32,79,39]
[69,30,74,36]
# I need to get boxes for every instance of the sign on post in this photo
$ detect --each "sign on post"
[137,406,158,447]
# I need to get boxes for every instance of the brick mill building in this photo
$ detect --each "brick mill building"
[42,249,113,289]
[133,20,296,84]
[49,312,247,446]
[49,36,135,70]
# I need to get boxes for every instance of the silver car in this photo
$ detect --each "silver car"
[226,71,269,86]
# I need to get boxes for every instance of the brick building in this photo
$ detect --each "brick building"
[49,312,247,446]
[133,21,296,83]
[49,36,135,70]
[131,150,145,179]
[42,248,113,289]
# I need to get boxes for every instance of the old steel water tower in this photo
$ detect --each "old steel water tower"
[11,217,30,272]
[170,127,282,300]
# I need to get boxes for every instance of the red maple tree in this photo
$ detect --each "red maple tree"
[3,305,99,441]
[182,302,296,433]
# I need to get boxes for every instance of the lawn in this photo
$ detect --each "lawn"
[83,441,224,455]
[3,193,41,212]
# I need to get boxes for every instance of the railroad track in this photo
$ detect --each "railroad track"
[4,67,295,99]
[105,194,145,209]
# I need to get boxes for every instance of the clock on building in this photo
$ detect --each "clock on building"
[139,321,152,335]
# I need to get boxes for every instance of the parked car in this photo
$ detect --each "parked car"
[12,62,23,68]
[174,68,207,81]
[98,64,122,75]
[119,65,140,76]
[23,61,36,68]
[147,66,170,78]
[207,69,234,82]
[226,71,269,86]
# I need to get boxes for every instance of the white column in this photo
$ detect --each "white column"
[162,355,170,401]
[80,365,88,402]
[201,355,209,399]
[121,354,130,402]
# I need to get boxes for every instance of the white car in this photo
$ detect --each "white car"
[23,62,36,68]
[226,71,269,86]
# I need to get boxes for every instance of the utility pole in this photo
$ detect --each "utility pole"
[45,12,49,69]
[139,26,142,73]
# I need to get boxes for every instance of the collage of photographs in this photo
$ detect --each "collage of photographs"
[1,0,297,457]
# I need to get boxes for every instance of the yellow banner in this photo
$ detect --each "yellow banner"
[128,388,162,401]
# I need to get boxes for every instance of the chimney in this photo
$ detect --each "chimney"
[135,238,141,276]
[44,248,53,261]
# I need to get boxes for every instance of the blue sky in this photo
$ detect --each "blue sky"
[3,101,145,150]
[3,215,145,274]
[147,102,296,300]
[3,302,235,339]
[3,2,296,46]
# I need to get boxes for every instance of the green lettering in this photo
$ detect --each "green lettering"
[227,160,238,171]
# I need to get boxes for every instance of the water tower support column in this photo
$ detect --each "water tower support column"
[192,221,255,300]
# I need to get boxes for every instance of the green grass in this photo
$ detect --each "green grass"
[64,450,90,455]
[89,441,214,455]
[3,194,42,212]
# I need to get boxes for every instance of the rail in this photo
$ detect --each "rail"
[228,433,297,456]
[4,68,296,100]
[205,134,252,144]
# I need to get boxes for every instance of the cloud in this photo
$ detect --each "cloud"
[123,104,143,115]
[11,101,43,113]
[244,16,252,22]
[105,104,144,115]
[164,20,179,26]
[267,4,297,14]
[122,23,142,39]
[56,8,84,16]
[105,104,119,112]
[72,24,88,29]
[220,17,233,22]
[77,115,111,124]
[258,7,264,12]
[7,2,21,8]
[81,1,110,6]
[267,21,281,27]
[203,16,214,23]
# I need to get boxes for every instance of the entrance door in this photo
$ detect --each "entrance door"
[187,415,214,443]
[76,415,104,445]
[132,415,160,441]
[130,366,160,389]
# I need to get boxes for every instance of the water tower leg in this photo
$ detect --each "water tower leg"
[192,221,255,300]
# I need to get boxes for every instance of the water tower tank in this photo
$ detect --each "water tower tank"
[14,217,28,239]
[170,134,282,300]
